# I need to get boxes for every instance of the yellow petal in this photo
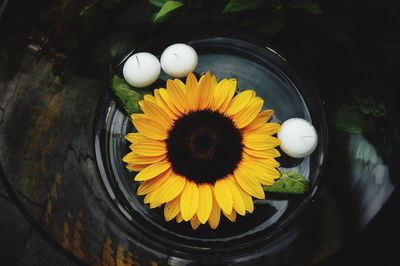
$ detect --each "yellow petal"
[154,89,179,119]
[127,154,167,165]
[125,133,145,144]
[176,213,183,223]
[137,168,172,195]
[149,200,162,209]
[218,79,237,113]
[210,79,228,110]
[214,178,233,215]
[239,162,275,186]
[243,159,280,179]
[134,161,171,181]
[225,90,255,116]
[167,79,188,114]
[186,72,198,85]
[132,139,167,156]
[138,100,145,111]
[190,216,201,230]
[153,174,186,204]
[143,94,156,103]
[244,123,281,136]
[223,209,237,222]
[144,191,155,204]
[158,88,181,117]
[244,147,281,158]
[232,98,264,128]
[243,134,280,150]
[173,78,186,90]
[229,176,254,213]
[242,109,275,133]
[210,74,217,85]
[196,184,213,224]
[132,117,168,140]
[197,71,213,110]
[185,72,199,110]
[225,176,246,216]
[234,167,265,199]
[243,153,280,168]
[122,151,136,163]
[140,100,172,129]
[208,190,221,229]
[257,175,276,186]
[131,113,146,120]
[164,195,181,221]
[180,181,199,221]
[127,163,149,172]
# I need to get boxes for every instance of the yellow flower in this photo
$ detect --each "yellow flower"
[123,71,281,229]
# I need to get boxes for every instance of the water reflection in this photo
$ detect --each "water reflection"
[347,134,394,228]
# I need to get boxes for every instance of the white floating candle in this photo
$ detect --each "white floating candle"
[160,43,198,78]
[277,118,318,158]
[123,52,161,88]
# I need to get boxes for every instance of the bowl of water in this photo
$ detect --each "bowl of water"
[94,27,328,264]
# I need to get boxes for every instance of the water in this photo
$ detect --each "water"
[94,36,328,253]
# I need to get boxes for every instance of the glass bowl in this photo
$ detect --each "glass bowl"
[94,28,328,264]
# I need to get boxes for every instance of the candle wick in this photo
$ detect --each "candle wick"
[173,53,179,59]
[135,55,141,68]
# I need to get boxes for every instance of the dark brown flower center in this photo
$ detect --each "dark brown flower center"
[166,110,243,184]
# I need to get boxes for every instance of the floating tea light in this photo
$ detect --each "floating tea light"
[160,43,198,78]
[123,52,161,88]
[278,118,318,158]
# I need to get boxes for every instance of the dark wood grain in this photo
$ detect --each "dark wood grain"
[0,50,163,265]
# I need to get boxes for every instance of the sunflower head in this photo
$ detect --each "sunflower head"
[123,71,281,230]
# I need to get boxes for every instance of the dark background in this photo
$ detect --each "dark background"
[1,0,400,265]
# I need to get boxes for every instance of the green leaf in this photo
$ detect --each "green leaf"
[149,0,167,7]
[79,1,98,16]
[80,4,92,16]
[284,0,322,14]
[354,95,386,118]
[223,0,263,13]
[111,75,143,114]
[334,105,375,134]
[153,1,184,23]
[265,171,309,193]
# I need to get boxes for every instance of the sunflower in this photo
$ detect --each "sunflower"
[123,71,281,229]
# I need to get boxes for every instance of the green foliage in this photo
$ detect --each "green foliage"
[333,94,400,160]
[222,0,323,15]
[148,0,322,36]
[265,171,309,193]
[334,105,376,134]
[111,75,143,114]
[354,94,386,118]
[334,95,387,133]
[80,0,103,16]
[283,0,322,14]
[149,0,168,7]
[223,0,263,13]
[153,1,184,23]
[80,4,93,16]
